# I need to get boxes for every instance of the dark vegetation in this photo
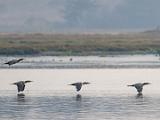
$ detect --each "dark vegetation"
[0,31,160,56]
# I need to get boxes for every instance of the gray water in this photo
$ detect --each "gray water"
[0,69,160,120]
[1,54,160,68]
[1,91,160,120]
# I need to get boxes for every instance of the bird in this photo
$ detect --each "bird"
[12,80,32,93]
[69,82,90,91]
[4,58,24,66]
[70,58,73,61]
[127,82,150,94]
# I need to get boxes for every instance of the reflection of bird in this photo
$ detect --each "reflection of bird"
[136,93,143,98]
[127,82,150,94]
[17,93,25,99]
[12,80,32,93]
[5,58,24,66]
[76,94,82,101]
[69,82,90,91]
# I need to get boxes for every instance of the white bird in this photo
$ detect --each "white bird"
[127,82,150,94]
[69,82,90,91]
[5,58,24,66]
[12,80,32,93]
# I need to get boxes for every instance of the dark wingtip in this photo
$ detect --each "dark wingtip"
[83,82,90,85]
[143,82,151,85]
[11,83,16,85]
[25,80,33,83]
[69,83,75,86]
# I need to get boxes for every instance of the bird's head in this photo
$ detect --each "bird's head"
[24,80,33,83]
[143,82,151,86]
[82,82,90,85]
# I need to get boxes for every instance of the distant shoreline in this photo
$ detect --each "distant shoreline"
[0,31,160,56]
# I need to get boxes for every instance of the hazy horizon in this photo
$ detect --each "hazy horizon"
[0,0,160,33]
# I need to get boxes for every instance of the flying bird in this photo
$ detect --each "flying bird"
[5,58,24,66]
[127,82,150,94]
[69,82,90,91]
[12,80,32,93]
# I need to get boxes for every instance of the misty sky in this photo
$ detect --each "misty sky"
[0,0,160,32]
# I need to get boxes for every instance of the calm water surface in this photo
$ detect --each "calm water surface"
[1,55,160,68]
[0,69,160,120]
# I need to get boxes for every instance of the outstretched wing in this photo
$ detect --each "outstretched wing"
[70,83,77,86]
[127,84,135,87]
[143,82,151,86]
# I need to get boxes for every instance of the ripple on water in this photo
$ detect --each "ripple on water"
[0,92,160,120]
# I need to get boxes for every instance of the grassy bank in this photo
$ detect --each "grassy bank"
[0,32,160,56]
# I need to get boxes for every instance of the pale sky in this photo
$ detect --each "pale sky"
[0,0,159,32]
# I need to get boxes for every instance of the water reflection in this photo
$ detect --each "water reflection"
[76,94,82,101]
[136,93,143,99]
[0,68,160,119]
[0,91,159,120]
[17,93,25,102]
[17,93,25,97]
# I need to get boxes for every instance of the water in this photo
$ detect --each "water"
[1,54,160,68]
[1,92,160,120]
[0,69,160,120]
